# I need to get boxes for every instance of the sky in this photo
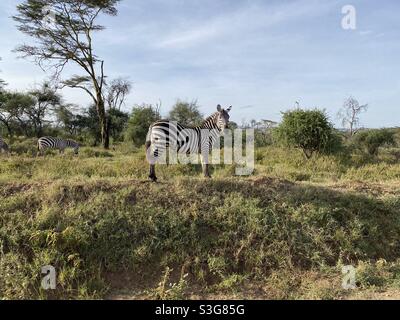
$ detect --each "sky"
[0,0,399,127]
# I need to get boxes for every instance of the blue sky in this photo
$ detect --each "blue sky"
[0,0,399,127]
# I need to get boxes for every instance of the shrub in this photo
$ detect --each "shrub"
[274,109,341,158]
[352,129,396,156]
[255,129,274,147]
[9,138,38,156]
[168,100,203,127]
[124,104,160,147]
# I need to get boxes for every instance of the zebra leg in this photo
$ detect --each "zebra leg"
[149,164,157,182]
[201,154,211,178]
[204,164,211,178]
[146,142,158,182]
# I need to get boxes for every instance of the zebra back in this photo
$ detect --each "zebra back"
[38,137,79,153]
[148,112,223,157]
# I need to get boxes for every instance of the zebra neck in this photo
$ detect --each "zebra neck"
[198,114,220,132]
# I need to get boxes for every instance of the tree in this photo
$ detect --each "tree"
[105,78,131,111]
[353,129,396,156]
[74,105,102,145]
[54,103,79,135]
[338,96,368,136]
[105,78,131,141]
[0,91,10,135]
[0,92,35,136]
[108,108,129,142]
[27,82,61,137]
[168,100,203,126]
[13,0,121,149]
[275,109,341,158]
[0,83,60,137]
[125,104,160,146]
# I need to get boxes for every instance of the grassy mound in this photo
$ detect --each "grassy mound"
[1,146,400,299]
[1,174,400,299]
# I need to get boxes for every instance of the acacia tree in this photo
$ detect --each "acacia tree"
[13,0,121,148]
[0,92,35,136]
[125,104,161,146]
[54,104,79,135]
[338,96,368,137]
[27,82,61,137]
[169,100,203,126]
[104,78,131,141]
[106,78,131,111]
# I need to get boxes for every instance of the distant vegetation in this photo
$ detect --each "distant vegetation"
[352,129,397,156]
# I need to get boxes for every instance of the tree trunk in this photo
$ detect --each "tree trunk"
[96,96,109,149]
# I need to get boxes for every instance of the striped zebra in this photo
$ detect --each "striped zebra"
[38,137,80,155]
[145,105,232,182]
[0,137,9,154]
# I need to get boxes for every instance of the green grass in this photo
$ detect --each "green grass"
[1,146,400,299]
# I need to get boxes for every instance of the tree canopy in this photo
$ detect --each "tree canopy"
[168,100,204,127]
[13,0,122,148]
[275,109,341,158]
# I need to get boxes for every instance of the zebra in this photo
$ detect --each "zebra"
[38,137,80,155]
[0,137,9,154]
[145,104,232,182]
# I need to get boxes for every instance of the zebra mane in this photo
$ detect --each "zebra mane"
[198,113,219,129]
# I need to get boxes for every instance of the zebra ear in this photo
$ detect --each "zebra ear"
[226,106,232,113]
[217,104,222,112]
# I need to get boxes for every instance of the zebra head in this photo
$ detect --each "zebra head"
[74,144,80,155]
[216,105,232,131]
[69,140,79,155]
[3,143,9,153]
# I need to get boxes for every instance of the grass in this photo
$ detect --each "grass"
[1,145,400,299]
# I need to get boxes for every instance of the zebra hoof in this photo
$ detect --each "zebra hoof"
[149,175,158,182]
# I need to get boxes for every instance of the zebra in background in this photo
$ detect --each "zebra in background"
[0,137,9,154]
[38,137,80,156]
[145,105,232,182]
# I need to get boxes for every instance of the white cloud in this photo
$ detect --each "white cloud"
[155,0,338,49]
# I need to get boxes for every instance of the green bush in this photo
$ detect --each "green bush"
[124,104,160,146]
[274,109,342,158]
[353,129,396,156]
[255,129,275,147]
[9,138,38,156]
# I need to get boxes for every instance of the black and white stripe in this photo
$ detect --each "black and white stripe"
[0,137,9,153]
[38,137,80,155]
[146,105,232,181]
